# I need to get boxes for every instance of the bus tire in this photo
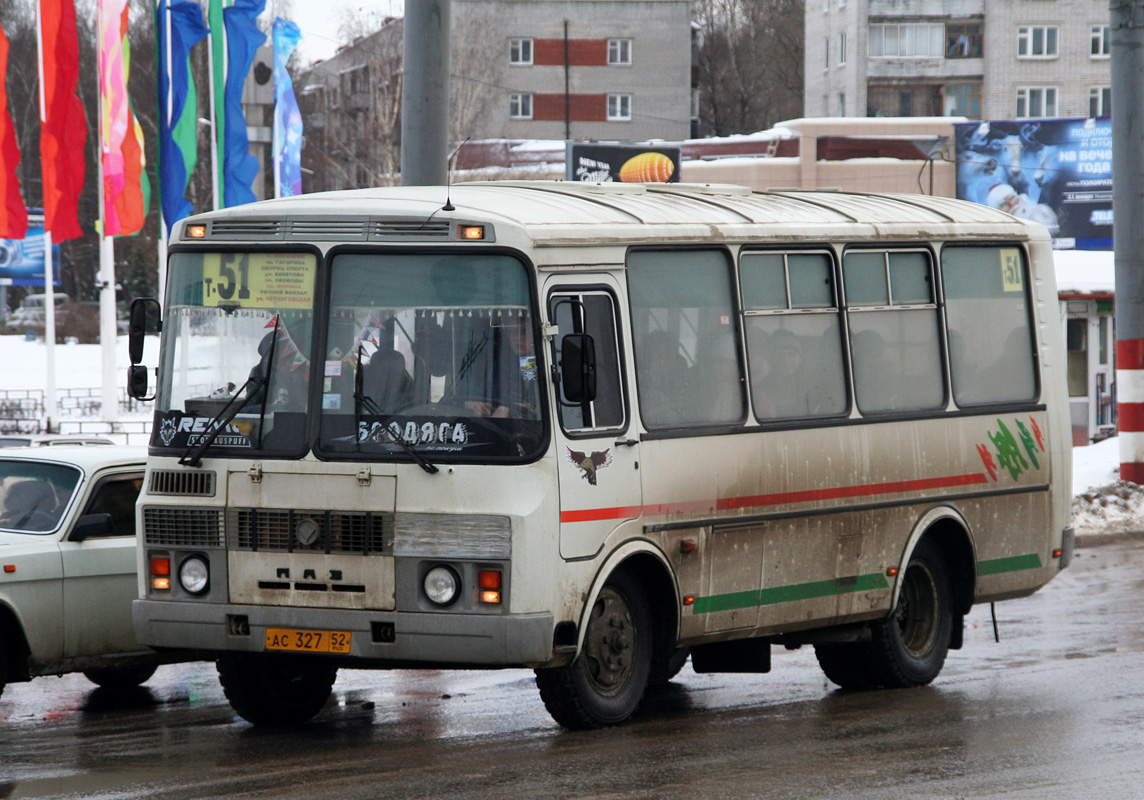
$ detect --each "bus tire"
[649,646,690,686]
[534,571,652,729]
[83,665,158,689]
[217,652,337,725]
[864,538,953,688]
[813,643,876,690]
[0,634,7,700]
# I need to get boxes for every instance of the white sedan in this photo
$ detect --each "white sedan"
[0,446,175,697]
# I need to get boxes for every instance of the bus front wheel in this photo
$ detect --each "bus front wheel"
[535,571,652,729]
[217,652,337,725]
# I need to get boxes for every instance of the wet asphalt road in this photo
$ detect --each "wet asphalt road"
[2,535,1143,800]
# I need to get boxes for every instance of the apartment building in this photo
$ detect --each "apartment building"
[806,0,1112,120]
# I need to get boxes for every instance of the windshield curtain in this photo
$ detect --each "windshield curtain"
[152,251,318,455]
[318,252,546,462]
[0,461,81,533]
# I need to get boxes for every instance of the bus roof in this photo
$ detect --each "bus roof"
[173,181,1045,248]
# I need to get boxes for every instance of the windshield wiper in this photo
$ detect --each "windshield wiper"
[179,374,264,467]
[353,348,438,475]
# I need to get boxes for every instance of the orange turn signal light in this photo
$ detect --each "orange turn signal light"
[480,590,502,604]
[459,225,485,241]
[186,224,207,239]
[1052,548,1063,559]
[3,564,14,574]
[683,594,695,606]
[886,566,899,577]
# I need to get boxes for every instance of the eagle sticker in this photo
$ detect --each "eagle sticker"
[566,447,613,486]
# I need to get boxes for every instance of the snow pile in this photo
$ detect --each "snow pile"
[1072,481,1144,534]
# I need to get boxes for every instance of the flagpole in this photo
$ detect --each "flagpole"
[157,0,173,305]
[96,0,119,423]
[207,0,223,210]
[35,0,58,432]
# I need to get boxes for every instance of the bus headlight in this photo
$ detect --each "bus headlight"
[178,555,210,595]
[423,565,460,606]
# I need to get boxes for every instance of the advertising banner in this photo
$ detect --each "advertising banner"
[566,143,682,183]
[0,212,62,286]
[954,118,1112,250]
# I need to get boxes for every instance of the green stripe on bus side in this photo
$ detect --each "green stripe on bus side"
[692,573,890,615]
[977,553,1043,576]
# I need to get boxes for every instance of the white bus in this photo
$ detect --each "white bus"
[128,182,1072,729]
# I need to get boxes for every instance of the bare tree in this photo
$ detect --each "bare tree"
[693,0,804,137]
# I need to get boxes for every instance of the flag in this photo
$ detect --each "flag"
[222,0,266,207]
[157,0,210,236]
[98,0,148,236]
[0,23,27,240]
[272,18,302,197]
[39,0,87,241]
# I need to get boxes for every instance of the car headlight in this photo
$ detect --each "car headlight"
[178,555,210,595]
[423,565,460,606]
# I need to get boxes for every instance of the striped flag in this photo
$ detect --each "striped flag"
[0,23,27,240]
[38,0,87,241]
[98,0,148,236]
[157,0,210,236]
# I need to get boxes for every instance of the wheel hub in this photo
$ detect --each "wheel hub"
[583,587,637,695]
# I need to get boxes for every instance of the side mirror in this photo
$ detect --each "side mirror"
[128,297,161,365]
[560,333,597,403]
[71,512,115,542]
[127,364,152,401]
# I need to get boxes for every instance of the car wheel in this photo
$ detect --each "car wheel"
[217,652,337,725]
[864,539,953,688]
[535,570,652,729]
[83,665,158,689]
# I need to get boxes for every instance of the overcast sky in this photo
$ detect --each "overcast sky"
[289,0,405,64]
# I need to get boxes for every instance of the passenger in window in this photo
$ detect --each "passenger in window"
[638,330,690,426]
[852,329,891,411]
[759,330,827,418]
[465,315,539,418]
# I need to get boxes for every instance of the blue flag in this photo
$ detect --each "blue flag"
[157,0,210,236]
[272,18,302,197]
[222,0,267,207]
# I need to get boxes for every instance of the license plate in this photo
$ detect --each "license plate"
[265,627,352,654]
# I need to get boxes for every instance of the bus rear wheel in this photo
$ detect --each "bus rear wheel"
[535,571,652,729]
[217,652,337,725]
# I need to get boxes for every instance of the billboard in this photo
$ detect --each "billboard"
[0,212,62,286]
[566,143,682,183]
[954,118,1113,250]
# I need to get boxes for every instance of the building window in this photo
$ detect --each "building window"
[1091,25,1110,57]
[1089,86,1112,117]
[838,0,846,7]
[607,93,632,121]
[839,32,847,65]
[510,38,533,65]
[1016,86,1057,118]
[838,92,846,116]
[823,0,829,12]
[946,22,983,58]
[945,83,982,118]
[509,92,533,119]
[608,39,632,65]
[1017,26,1058,58]
[824,36,829,69]
[869,24,945,57]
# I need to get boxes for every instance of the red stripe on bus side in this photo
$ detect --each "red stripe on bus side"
[559,473,990,524]
[1118,402,1144,433]
[1117,339,1144,371]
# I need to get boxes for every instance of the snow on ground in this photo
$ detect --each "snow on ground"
[1,335,1140,533]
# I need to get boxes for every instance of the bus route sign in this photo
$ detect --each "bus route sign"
[200,253,315,309]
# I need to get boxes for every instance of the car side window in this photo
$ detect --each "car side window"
[81,475,144,538]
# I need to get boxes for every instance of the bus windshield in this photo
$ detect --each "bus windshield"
[317,252,545,461]
[154,251,318,455]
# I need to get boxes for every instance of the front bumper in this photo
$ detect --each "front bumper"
[133,599,555,667]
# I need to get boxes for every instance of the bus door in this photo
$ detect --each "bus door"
[547,281,641,560]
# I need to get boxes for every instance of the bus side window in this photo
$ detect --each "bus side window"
[741,251,847,420]
[844,249,945,414]
[942,246,1037,405]
[627,249,745,429]
[551,291,626,432]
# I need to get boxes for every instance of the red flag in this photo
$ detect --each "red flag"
[0,24,27,240]
[39,0,87,241]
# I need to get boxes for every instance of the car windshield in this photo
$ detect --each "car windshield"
[0,461,81,533]
[318,252,546,462]
[152,251,318,455]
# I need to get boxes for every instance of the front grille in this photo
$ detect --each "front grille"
[195,218,452,242]
[143,507,225,547]
[227,509,394,555]
[149,470,216,496]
